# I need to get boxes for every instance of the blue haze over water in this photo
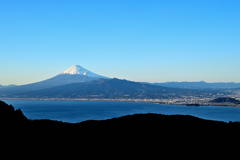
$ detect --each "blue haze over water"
[4,100,240,123]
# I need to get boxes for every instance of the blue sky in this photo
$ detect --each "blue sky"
[0,0,240,85]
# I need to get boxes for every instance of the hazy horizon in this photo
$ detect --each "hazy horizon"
[1,0,240,85]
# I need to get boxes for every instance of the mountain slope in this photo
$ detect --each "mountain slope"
[0,65,109,95]
[0,84,17,88]
[13,78,221,99]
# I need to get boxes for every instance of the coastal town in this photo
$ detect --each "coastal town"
[2,93,240,107]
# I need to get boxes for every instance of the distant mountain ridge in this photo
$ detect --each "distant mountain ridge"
[150,81,240,88]
[11,78,222,99]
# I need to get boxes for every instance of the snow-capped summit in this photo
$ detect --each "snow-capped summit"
[60,65,107,79]
[61,65,88,75]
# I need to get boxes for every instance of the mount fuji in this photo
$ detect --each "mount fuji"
[0,65,109,95]
[0,65,226,99]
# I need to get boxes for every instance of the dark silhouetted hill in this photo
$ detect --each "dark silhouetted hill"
[1,100,240,159]
[0,100,28,123]
[10,78,223,99]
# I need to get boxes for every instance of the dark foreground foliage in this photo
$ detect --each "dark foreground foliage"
[1,100,240,159]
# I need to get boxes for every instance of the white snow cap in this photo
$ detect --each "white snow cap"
[61,65,107,78]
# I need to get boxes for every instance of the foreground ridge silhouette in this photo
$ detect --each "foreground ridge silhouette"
[1,100,240,159]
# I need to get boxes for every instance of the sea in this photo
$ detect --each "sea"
[4,100,240,123]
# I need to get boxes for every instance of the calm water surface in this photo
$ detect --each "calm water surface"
[4,100,240,123]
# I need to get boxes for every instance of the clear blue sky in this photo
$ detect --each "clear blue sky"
[0,0,240,85]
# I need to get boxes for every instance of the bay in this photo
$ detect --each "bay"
[4,100,240,123]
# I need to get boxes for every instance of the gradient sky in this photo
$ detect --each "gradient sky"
[0,0,240,85]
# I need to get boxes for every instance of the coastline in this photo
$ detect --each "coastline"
[1,97,240,107]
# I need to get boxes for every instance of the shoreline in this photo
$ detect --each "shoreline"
[1,97,240,107]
